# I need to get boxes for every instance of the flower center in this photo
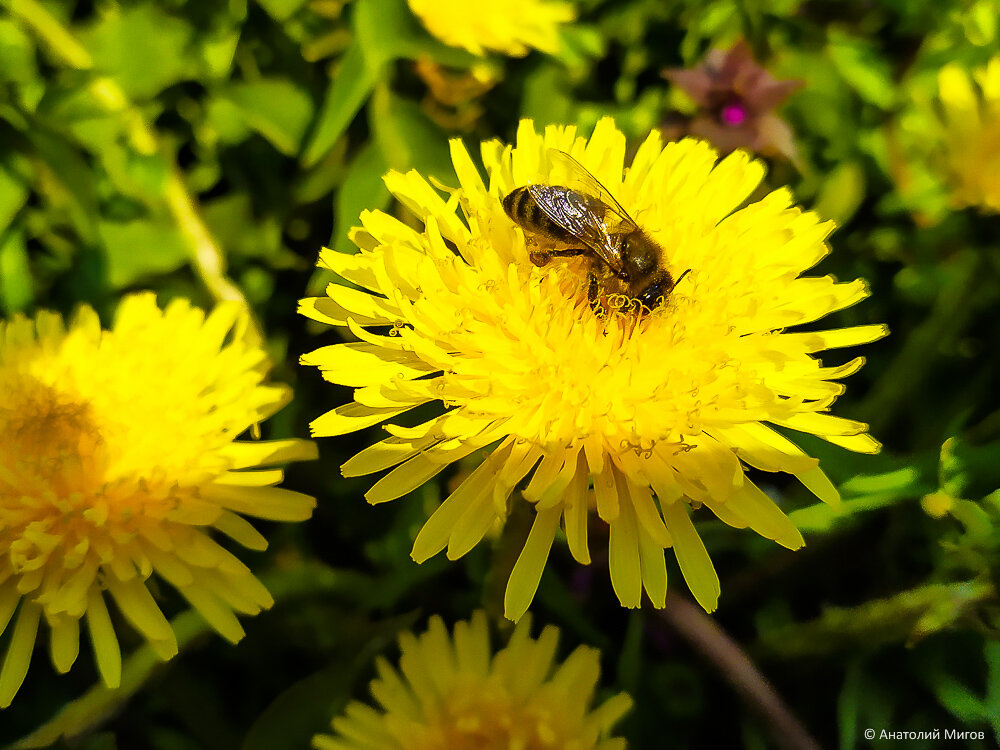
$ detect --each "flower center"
[414,686,569,750]
[719,99,748,126]
[0,376,102,494]
[0,375,192,580]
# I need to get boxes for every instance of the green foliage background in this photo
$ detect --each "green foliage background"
[1,0,1000,748]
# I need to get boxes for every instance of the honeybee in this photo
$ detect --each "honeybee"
[502,149,686,314]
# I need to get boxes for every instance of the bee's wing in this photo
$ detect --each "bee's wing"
[525,184,626,275]
[522,149,639,276]
[546,149,639,234]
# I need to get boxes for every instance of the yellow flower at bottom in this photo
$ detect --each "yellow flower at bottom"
[302,118,886,621]
[407,0,574,57]
[936,55,1000,213]
[313,612,631,750]
[0,293,316,707]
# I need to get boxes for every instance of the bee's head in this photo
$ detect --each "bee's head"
[636,278,669,311]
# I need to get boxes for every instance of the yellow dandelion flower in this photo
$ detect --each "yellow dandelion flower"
[407,0,575,57]
[0,293,316,707]
[314,611,631,750]
[301,117,886,621]
[935,55,1000,213]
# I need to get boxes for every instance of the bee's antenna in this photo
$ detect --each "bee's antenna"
[674,269,692,288]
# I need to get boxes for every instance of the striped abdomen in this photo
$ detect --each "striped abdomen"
[502,186,584,247]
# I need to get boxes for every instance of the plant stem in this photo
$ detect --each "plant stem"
[658,592,823,750]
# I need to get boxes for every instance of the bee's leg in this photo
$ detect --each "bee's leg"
[529,247,586,267]
[587,272,599,306]
[529,249,552,266]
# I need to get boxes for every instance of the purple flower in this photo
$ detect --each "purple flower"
[663,40,803,160]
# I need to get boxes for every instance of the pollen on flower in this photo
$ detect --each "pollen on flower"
[0,293,317,708]
[312,611,632,750]
[301,116,886,622]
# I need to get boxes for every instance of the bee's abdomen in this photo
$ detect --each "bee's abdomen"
[503,186,575,245]
[503,187,542,227]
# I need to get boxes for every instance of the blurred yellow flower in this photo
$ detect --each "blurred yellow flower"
[313,611,631,750]
[892,54,1000,222]
[0,293,316,707]
[301,117,885,621]
[936,55,1000,213]
[408,0,574,57]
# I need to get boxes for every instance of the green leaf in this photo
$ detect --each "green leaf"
[222,79,315,157]
[0,228,32,313]
[553,24,605,73]
[204,96,253,146]
[35,89,171,206]
[945,437,1000,497]
[985,642,1000,741]
[199,27,241,81]
[294,137,349,205]
[837,658,863,750]
[332,141,390,255]
[201,193,294,265]
[0,19,38,84]
[79,4,194,100]
[535,574,612,651]
[522,64,574,130]
[353,0,423,68]
[838,663,894,750]
[6,561,353,749]
[0,159,29,230]
[925,667,989,723]
[813,161,865,227]
[948,499,993,540]
[77,733,118,750]
[21,122,100,243]
[369,87,452,180]
[939,437,967,497]
[98,217,190,288]
[789,466,931,534]
[241,612,417,750]
[255,0,309,22]
[839,467,923,498]
[827,29,896,109]
[101,142,172,205]
[5,610,208,750]
[353,0,478,69]
[616,612,644,696]
[963,0,998,46]
[301,0,476,167]
[301,41,378,167]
